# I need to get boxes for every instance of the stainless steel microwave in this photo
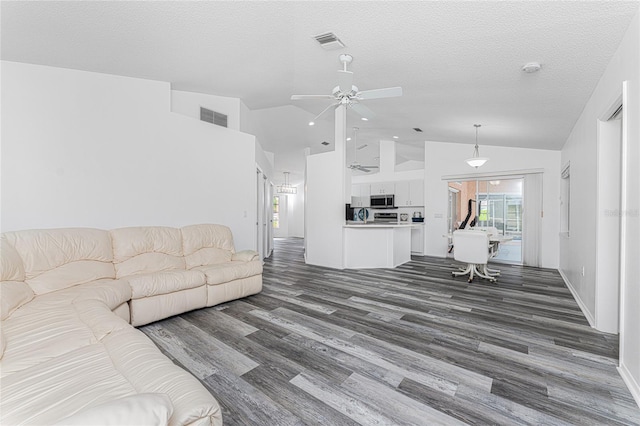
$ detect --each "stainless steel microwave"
[370,194,395,209]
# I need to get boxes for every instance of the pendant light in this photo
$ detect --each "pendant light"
[466,124,489,168]
[276,172,297,194]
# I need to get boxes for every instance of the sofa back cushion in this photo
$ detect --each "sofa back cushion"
[110,227,185,278]
[1,237,25,282]
[1,238,34,320]
[1,281,35,321]
[181,224,235,269]
[2,228,115,295]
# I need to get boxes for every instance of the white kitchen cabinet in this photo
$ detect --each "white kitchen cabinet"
[395,180,424,206]
[350,183,370,207]
[409,180,424,206]
[394,181,410,206]
[411,226,424,254]
[370,182,395,195]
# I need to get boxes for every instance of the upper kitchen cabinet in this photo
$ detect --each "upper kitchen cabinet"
[351,183,370,207]
[370,182,395,195]
[395,180,424,206]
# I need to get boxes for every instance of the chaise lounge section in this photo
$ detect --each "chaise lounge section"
[0,224,262,425]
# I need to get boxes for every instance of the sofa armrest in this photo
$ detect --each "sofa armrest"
[232,250,260,262]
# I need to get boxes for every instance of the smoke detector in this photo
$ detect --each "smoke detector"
[522,62,541,73]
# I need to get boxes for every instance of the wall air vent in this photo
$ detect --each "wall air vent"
[413,127,423,133]
[200,107,228,128]
[313,32,345,50]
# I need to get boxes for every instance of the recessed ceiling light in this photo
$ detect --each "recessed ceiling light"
[308,121,315,126]
[361,117,368,121]
[522,62,541,73]
[346,137,351,141]
[393,136,399,139]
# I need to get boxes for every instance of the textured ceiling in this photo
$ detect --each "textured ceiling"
[2,1,639,182]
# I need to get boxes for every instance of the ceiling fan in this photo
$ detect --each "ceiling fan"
[291,54,402,123]
[348,127,379,173]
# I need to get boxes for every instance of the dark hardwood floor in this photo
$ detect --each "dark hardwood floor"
[141,238,640,425]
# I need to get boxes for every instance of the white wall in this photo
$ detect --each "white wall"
[560,10,639,405]
[289,184,304,238]
[305,151,344,268]
[171,90,240,130]
[423,141,560,269]
[1,61,257,250]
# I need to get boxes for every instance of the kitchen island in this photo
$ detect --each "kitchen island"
[343,222,422,269]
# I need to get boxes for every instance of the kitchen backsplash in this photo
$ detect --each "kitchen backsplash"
[352,206,424,222]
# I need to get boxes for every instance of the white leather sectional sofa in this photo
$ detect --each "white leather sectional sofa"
[0,224,263,425]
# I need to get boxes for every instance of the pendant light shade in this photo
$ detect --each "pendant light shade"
[466,124,489,168]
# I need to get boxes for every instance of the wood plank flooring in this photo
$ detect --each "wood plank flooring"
[141,238,640,425]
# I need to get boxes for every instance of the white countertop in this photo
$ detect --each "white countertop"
[344,221,424,228]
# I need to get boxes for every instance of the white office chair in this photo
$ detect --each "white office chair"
[452,230,496,283]
[470,226,501,276]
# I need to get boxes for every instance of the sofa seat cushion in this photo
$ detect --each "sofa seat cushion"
[1,306,221,426]
[55,393,173,426]
[101,327,221,425]
[0,343,139,425]
[30,278,132,311]
[2,280,131,377]
[126,270,206,299]
[195,260,263,286]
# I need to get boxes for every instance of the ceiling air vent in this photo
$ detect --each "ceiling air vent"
[413,127,423,133]
[321,141,330,146]
[200,107,228,128]
[313,32,345,50]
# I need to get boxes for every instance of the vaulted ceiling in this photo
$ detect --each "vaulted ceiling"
[2,1,638,183]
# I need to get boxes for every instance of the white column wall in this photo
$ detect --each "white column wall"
[304,106,346,269]
[423,141,560,269]
[560,10,639,404]
[1,61,257,250]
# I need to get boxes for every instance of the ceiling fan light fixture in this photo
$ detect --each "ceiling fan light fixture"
[466,124,489,169]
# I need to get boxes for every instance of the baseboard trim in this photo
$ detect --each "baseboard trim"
[618,362,640,408]
[558,269,595,328]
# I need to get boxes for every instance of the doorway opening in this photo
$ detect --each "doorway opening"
[448,177,524,264]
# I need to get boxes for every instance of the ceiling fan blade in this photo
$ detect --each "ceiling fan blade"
[356,86,403,100]
[356,166,372,173]
[312,102,339,121]
[291,94,335,100]
[360,165,379,169]
[349,102,376,120]
[337,70,353,94]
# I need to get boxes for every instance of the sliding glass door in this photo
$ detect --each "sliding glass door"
[448,177,523,264]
